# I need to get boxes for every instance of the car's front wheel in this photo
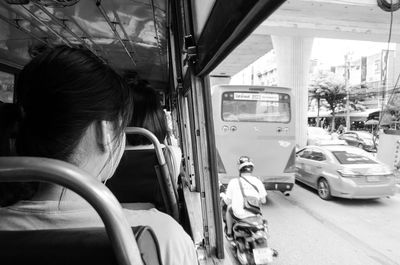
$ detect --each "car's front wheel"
[317,178,332,200]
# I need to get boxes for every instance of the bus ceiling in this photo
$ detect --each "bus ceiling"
[191,0,286,77]
[0,0,168,91]
[0,0,287,87]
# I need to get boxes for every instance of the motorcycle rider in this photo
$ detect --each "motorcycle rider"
[222,156,267,240]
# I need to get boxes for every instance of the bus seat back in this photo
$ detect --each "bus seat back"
[107,149,164,209]
[0,227,162,265]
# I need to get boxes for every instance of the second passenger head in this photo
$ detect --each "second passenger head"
[126,79,168,146]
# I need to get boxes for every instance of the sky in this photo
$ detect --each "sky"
[311,38,397,65]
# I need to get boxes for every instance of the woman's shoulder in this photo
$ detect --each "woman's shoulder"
[123,208,186,236]
[123,208,198,264]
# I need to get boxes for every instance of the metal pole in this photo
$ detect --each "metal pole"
[345,54,351,130]
[0,14,47,45]
[95,0,136,66]
[20,5,73,47]
[33,4,99,56]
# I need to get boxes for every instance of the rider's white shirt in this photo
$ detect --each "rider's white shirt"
[225,174,267,219]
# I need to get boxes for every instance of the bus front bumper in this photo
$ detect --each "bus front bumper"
[261,175,295,192]
[264,182,294,192]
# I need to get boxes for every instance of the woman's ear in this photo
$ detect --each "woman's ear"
[96,120,110,152]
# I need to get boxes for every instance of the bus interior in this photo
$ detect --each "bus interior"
[0,0,286,264]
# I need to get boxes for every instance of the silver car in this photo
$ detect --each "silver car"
[338,131,377,152]
[295,145,396,200]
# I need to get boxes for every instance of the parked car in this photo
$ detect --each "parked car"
[295,145,396,200]
[338,131,377,152]
[307,127,332,145]
[314,139,347,146]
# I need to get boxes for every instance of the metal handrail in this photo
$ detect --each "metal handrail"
[66,14,107,56]
[20,5,73,47]
[124,127,179,220]
[0,13,47,45]
[125,127,165,164]
[0,157,144,265]
[0,2,53,42]
[33,3,99,56]
[95,0,136,66]
[112,10,137,56]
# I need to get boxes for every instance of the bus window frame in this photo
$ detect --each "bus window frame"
[177,0,286,260]
[0,63,20,103]
[194,0,286,76]
[185,73,224,258]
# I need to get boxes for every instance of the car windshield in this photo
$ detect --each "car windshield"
[331,150,377,164]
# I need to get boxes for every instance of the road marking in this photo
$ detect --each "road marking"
[282,194,399,265]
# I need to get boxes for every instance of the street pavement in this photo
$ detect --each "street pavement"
[264,181,400,265]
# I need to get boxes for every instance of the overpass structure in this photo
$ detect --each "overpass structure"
[211,0,400,147]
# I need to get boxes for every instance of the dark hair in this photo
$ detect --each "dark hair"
[0,46,132,206]
[127,80,167,145]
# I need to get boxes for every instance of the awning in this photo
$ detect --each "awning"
[365,120,379,125]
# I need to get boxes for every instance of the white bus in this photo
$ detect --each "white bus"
[212,85,296,194]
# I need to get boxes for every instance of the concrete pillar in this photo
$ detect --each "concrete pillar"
[272,36,314,148]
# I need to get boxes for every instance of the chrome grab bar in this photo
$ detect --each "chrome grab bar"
[0,13,47,45]
[125,127,165,164]
[0,157,144,265]
[124,127,179,220]
[95,0,136,66]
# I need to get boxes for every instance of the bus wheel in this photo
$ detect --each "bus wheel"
[317,178,332,200]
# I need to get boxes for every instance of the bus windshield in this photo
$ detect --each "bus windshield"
[221,92,290,122]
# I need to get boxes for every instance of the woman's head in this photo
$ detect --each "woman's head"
[127,80,167,145]
[0,46,132,205]
[15,46,132,161]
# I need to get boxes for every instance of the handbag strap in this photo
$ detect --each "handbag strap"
[238,177,246,199]
[238,176,259,202]
[240,176,259,193]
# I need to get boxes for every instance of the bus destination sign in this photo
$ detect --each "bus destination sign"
[234,92,279,101]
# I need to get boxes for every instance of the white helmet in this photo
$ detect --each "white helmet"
[238,156,254,173]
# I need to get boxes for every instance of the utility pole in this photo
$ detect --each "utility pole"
[345,54,351,130]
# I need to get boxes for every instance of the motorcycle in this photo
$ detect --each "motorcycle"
[231,215,278,265]
[219,183,278,265]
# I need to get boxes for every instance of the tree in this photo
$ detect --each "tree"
[348,84,368,112]
[308,85,324,127]
[311,77,346,131]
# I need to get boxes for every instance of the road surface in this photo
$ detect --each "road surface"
[262,182,400,265]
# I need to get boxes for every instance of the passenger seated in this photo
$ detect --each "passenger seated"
[0,46,197,265]
[125,77,182,183]
[222,156,267,240]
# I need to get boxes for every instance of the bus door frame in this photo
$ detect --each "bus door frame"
[172,0,287,260]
